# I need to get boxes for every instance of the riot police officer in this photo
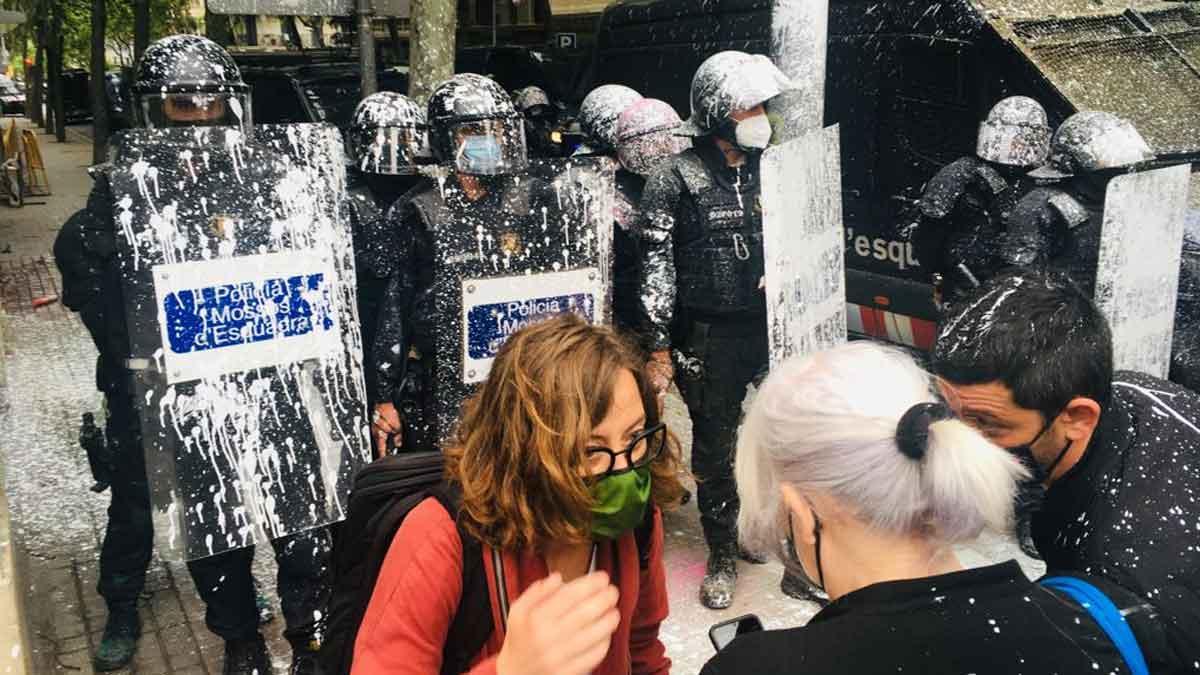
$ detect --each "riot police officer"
[634,51,795,609]
[55,35,328,675]
[345,91,431,402]
[513,85,561,158]
[610,98,689,336]
[575,83,642,156]
[1000,111,1153,297]
[914,96,1050,306]
[370,73,543,455]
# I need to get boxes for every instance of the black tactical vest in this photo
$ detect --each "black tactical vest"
[671,150,766,317]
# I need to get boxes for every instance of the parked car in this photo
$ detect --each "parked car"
[0,76,24,115]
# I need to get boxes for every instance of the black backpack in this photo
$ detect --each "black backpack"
[321,452,657,675]
[321,452,494,675]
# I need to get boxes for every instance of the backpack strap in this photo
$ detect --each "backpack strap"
[1040,576,1150,675]
[430,484,496,675]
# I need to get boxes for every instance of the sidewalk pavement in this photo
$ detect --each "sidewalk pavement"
[0,118,1042,675]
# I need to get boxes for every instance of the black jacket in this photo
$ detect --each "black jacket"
[701,561,1194,675]
[1033,370,1200,640]
[53,174,130,395]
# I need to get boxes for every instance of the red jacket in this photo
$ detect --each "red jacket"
[352,497,673,675]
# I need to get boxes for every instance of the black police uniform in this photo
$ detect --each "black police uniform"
[914,156,1035,303]
[347,171,426,407]
[371,174,552,450]
[55,173,152,611]
[637,140,767,550]
[998,181,1104,297]
[55,174,331,651]
[613,168,649,338]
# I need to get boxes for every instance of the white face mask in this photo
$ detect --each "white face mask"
[734,114,773,151]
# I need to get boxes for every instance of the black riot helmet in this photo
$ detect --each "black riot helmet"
[131,34,252,135]
[426,73,528,176]
[348,92,431,175]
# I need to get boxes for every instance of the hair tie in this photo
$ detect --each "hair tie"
[896,402,952,460]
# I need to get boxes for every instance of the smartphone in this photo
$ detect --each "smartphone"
[708,614,764,652]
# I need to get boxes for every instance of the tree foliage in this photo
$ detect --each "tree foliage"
[59,0,196,68]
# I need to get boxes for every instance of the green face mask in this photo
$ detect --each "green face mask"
[589,466,652,540]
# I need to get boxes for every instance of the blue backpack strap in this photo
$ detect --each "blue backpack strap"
[1040,576,1150,675]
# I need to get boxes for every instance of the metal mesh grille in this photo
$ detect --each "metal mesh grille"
[1029,34,1200,155]
[1142,7,1200,33]
[1012,15,1141,45]
[1175,31,1200,71]
[0,256,63,316]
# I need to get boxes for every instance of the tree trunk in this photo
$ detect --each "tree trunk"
[244,16,258,46]
[310,16,324,48]
[282,16,303,48]
[408,0,457,104]
[30,3,44,127]
[205,8,235,47]
[52,27,65,141]
[134,0,151,62]
[91,0,108,162]
[356,0,376,98]
[387,18,403,63]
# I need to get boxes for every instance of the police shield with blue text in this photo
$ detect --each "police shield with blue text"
[914,96,1050,306]
[56,34,366,675]
[634,51,804,609]
[345,91,431,401]
[371,74,613,457]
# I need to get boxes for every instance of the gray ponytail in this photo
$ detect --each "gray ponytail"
[736,342,1028,558]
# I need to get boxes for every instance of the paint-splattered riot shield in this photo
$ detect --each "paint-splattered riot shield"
[1094,164,1191,379]
[107,124,370,561]
[424,157,614,438]
[760,125,847,366]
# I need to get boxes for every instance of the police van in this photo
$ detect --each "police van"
[578,0,1200,351]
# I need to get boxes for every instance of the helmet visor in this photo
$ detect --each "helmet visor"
[139,92,252,133]
[351,125,431,175]
[444,117,528,176]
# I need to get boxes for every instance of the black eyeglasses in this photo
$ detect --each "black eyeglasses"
[585,423,667,478]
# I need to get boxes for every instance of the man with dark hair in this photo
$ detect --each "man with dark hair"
[932,269,1200,642]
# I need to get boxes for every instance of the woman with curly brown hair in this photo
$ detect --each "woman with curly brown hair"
[352,313,684,675]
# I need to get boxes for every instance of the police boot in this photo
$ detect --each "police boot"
[780,570,829,607]
[700,544,738,610]
[223,633,271,675]
[288,642,322,675]
[92,604,141,671]
[738,547,768,565]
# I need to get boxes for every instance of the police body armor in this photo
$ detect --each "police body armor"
[671,149,766,318]
[405,159,615,441]
[1004,186,1103,296]
[918,156,1030,298]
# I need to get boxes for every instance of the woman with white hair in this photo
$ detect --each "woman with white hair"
[701,342,1186,674]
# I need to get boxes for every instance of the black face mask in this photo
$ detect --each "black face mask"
[1005,416,1073,484]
